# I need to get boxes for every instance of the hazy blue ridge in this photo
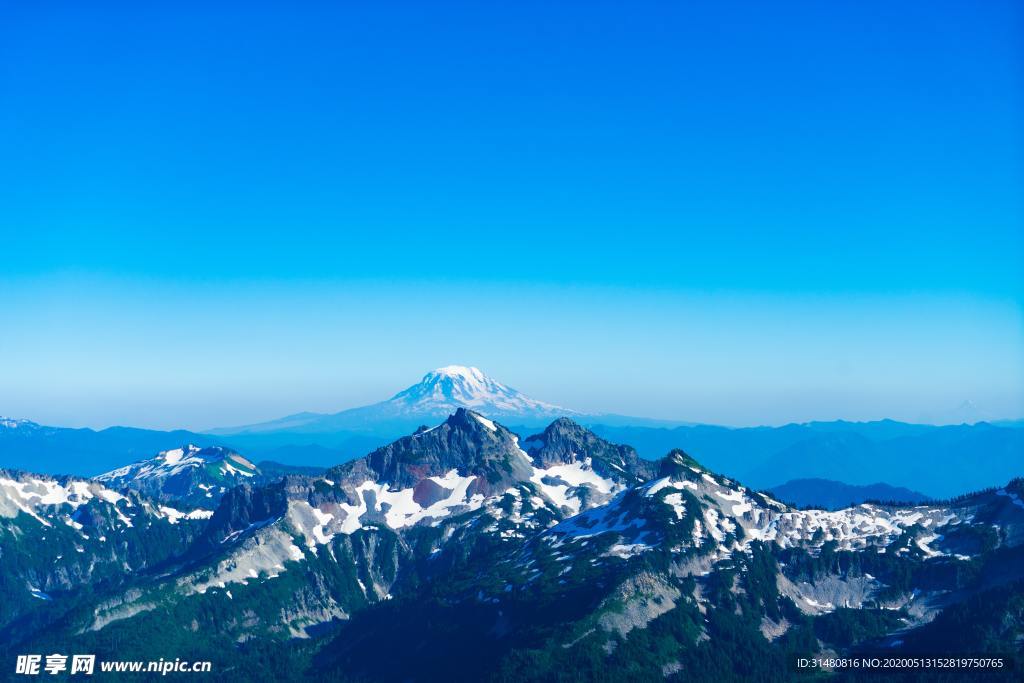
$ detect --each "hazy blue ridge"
[768,478,931,510]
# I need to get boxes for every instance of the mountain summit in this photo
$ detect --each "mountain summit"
[389,366,570,417]
[96,444,261,507]
[214,366,577,437]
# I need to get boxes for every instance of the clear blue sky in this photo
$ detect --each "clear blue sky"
[1,1,1021,430]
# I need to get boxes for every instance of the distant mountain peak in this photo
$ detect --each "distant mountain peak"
[0,417,39,430]
[919,398,997,426]
[210,366,681,438]
[658,448,704,477]
[430,365,486,380]
[388,365,573,418]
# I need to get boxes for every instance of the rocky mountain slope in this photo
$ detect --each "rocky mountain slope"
[0,470,210,636]
[315,452,1024,681]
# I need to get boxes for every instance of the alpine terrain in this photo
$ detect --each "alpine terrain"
[3,368,1019,499]
[95,444,264,507]
[1,410,1021,681]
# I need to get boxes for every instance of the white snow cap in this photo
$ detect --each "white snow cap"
[432,365,487,380]
[387,365,576,417]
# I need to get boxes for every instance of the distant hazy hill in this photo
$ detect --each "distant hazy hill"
[0,418,222,477]
[2,369,1020,498]
[586,420,1023,498]
[768,478,930,510]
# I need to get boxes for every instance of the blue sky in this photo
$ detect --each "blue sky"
[1,1,1022,429]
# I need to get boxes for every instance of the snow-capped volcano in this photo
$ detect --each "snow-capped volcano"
[213,366,579,436]
[389,366,570,416]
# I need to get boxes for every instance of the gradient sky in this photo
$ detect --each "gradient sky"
[1,1,1022,430]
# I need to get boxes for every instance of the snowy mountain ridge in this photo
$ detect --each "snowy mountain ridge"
[0,469,208,531]
[541,449,1004,570]
[95,444,260,506]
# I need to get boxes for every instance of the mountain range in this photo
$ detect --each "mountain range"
[2,366,1020,499]
[1,410,1021,681]
[768,479,931,511]
[587,420,1024,498]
